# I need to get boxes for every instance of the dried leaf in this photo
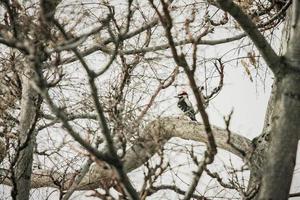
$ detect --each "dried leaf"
[241,60,253,82]
[247,51,257,67]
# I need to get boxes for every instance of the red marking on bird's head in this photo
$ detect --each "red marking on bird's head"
[178,91,188,96]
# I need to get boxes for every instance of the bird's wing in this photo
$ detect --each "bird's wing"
[184,97,192,107]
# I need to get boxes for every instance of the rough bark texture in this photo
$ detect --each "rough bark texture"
[123,118,252,172]
[11,66,40,200]
[285,2,300,66]
[256,3,300,199]
[247,84,276,192]
[1,118,252,190]
[258,73,300,199]
[0,138,5,163]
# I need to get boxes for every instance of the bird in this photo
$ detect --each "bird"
[176,91,197,121]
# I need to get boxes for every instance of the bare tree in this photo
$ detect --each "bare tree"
[0,0,299,199]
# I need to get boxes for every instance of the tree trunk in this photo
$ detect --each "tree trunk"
[253,3,300,199]
[259,73,300,199]
[247,83,276,194]
[11,65,40,200]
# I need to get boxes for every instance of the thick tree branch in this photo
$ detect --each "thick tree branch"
[285,0,300,67]
[11,63,41,200]
[1,118,252,191]
[258,74,300,199]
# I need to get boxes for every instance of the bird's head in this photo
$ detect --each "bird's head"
[176,91,188,98]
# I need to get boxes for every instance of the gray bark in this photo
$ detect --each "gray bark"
[1,118,252,190]
[247,84,277,193]
[214,1,300,199]
[257,2,300,198]
[11,66,40,200]
[0,138,6,163]
[258,73,300,199]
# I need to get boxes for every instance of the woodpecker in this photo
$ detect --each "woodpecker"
[176,91,197,121]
